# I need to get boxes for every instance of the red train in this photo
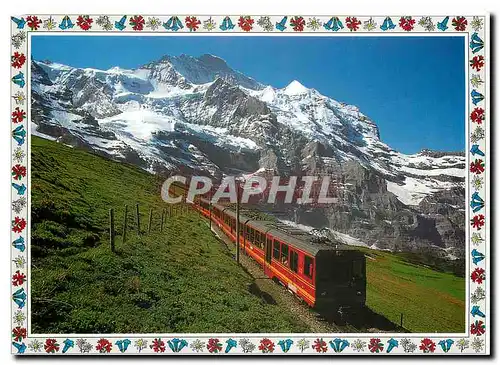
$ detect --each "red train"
[170,185,366,315]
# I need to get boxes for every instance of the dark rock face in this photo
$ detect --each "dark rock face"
[278,156,465,255]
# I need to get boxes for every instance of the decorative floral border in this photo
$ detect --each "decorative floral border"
[11,15,488,355]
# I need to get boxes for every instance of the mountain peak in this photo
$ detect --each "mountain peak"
[143,54,263,90]
[197,54,230,71]
[283,80,308,95]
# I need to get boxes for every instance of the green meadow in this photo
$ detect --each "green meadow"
[359,247,465,333]
[30,136,306,333]
[30,136,465,334]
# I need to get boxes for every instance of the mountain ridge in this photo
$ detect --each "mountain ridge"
[30,54,466,256]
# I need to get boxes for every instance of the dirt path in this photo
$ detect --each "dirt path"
[209,223,359,333]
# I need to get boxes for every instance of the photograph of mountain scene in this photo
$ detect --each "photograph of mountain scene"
[29,35,466,334]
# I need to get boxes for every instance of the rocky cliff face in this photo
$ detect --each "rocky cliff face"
[30,54,466,256]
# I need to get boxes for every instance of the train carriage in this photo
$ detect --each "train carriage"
[176,189,366,314]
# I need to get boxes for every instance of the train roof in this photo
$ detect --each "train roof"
[224,208,251,223]
[246,220,355,256]
[246,219,276,232]
[267,227,352,256]
[205,201,358,256]
[211,202,226,212]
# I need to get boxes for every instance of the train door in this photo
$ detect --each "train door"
[264,234,273,276]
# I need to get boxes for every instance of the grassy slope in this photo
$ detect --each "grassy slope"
[358,248,465,333]
[30,136,465,334]
[30,136,307,333]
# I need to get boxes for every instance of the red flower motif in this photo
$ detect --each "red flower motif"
[12,270,26,286]
[470,159,485,174]
[11,107,26,123]
[470,56,485,72]
[452,16,468,31]
[96,338,112,353]
[471,214,485,230]
[368,338,384,353]
[419,338,436,353]
[151,338,165,353]
[76,15,93,31]
[11,52,26,69]
[471,267,485,284]
[185,16,201,31]
[12,164,26,180]
[470,320,486,336]
[312,338,328,353]
[12,217,26,233]
[346,17,361,31]
[258,338,275,353]
[130,15,145,31]
[12,327,27,342]
[44,338,60,353]
[290,16,305,32]
[206,338,222,353]
[470,107,485,124]
[399,17,416,31]
[238,16,254,32]
[26,16,41,30]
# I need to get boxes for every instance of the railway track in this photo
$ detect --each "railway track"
[209,221,360,333]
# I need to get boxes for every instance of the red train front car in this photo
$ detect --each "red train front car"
[194,196,366,315]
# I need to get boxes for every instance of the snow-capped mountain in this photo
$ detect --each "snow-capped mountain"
[31,54,466,255]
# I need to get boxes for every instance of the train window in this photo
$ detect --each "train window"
[256,231,262,248]
[281,244,289,266]
[352,260,363,279]
[290,251,299,272]
[249,228,254,243]
[273,240,280,259]
[304,256,313,278]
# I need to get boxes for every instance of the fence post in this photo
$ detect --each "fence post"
[160,209,165,232]
[109,208,115,252]
[122,205,128,244]
[136,203,140,236]
[400,313,404,328]
[148,208,153,233]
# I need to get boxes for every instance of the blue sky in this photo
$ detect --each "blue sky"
[31,35,465,154]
